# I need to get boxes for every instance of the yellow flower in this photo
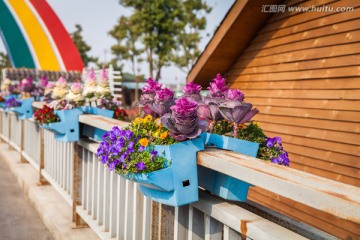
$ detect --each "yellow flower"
[254,122,261,127]
[139,138,149,147]
[160,132,168,140]
[153,132,159,138]
[133,117,143,125]
[143,115,152,123]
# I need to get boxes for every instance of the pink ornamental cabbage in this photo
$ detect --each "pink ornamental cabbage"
[56,77,67,88]
[226,89,244,101]
[155,88,174,102]
[71,82,82,94]
[183,82,202,102]
[142,78,162,94]
[208,74,229,98]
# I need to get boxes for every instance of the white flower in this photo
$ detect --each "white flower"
[66,92,84,102]
[52,87,68,99]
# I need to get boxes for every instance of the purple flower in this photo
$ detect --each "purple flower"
[183,82,202,95]
[5,97,21,108]
[266,137,282,148]
[142,78,162,94]
[138,146,145,152]
[100,155,109,164]
[108,160,120,171]
[226,89,244,101]
[120,153,127,162]
[150,150,158,160]
[208,74,229,98]
[136,162,146,171]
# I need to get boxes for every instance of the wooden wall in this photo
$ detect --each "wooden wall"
[225,0,360,238]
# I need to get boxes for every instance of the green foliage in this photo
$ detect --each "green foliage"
[171,0,211,72]
[109,16,142,76]
[212,120,233,136]
[237,122,266,144]
[111,0,211,79]
[0,52,11,69]
[71,24,98,67]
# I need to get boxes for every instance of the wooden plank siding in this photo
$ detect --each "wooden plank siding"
[224,0,360,238]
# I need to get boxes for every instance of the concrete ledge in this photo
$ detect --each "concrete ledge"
[0,143,99,240]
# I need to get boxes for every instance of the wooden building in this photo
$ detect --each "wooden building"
[188,0,360,238]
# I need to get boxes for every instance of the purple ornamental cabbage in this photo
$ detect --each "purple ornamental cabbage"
[161,97,206,141]
[138,78,163,116]
[183,82,202,102]
[226,89,244,101]
[149,87,175,116]
[19,77,35,93]
[208,74,229,98]
[218,101,259,138]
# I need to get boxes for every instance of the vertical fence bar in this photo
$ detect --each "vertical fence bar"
[38,128,47,185]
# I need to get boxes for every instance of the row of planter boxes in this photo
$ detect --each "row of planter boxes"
[3,102,257,207]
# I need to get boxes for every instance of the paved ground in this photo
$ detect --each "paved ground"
[0,156,53,240]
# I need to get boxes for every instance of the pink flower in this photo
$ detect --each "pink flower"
[208,74,229,98]
[56,77,67,88]
[88,68,96,80]
[142,78,162,94]
[155,88,174,102]
[183,82,202,94]
[101,66,108,81]
[226,89,244,101]
[71,82,82,94]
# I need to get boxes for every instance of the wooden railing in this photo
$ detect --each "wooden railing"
[0,104,359,240]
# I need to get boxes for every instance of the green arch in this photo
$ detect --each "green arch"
[0,1,35,68]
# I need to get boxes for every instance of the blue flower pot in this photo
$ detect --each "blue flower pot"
[0,102,5,108]
[121,137,204,207]
[41,108,82,142]
[81,106,114,141]
[198,133,259,201]
[9,97,34,119]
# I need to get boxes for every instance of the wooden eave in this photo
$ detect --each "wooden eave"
[187,0,283,86]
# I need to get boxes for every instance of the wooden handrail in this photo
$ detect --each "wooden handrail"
[198,149,360,224]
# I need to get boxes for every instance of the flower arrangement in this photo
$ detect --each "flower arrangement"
[43,83,55,102]
[31,76,48,99]
[48,99,82,110]
[52,77,69,99]
[34,105,60,124]
[96,126,168,174]
[83,68,98,102]
[96,67,111,99]
[19,77,35,97]
[5,97,21,108]
[66,82,84,105]
[195,74,290,166]
[114,108,128,121]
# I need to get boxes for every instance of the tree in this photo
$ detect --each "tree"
[172,0,211,73]
[109,16,143,76]
[115,0,182,81]
[0,52,11,69]
[112,0,211,80]
[71,24,98,67]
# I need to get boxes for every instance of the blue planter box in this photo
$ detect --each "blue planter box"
[198,133,259,201]
[81,106,114,141]
[121,137,204,206]
[0,102,5,108]
[41,108,82,142]
[8,97,34,119]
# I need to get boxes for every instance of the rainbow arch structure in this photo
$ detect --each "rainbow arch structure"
[0,0,84,71]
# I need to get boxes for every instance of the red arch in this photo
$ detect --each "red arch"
[29,0,84,71]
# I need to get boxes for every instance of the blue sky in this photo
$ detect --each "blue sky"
[0,0,234,83]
